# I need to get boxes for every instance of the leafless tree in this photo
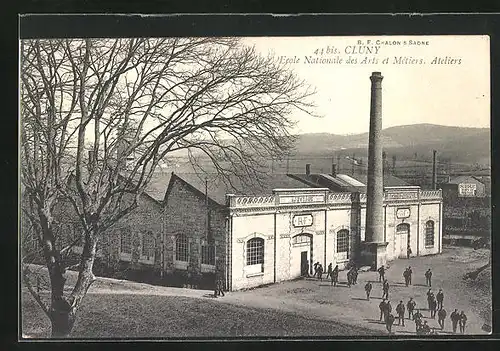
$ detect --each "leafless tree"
[20,37,317,337]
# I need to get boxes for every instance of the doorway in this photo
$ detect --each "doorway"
[396,223,410,259]
[291,234,313,278]
[301,251,309,276]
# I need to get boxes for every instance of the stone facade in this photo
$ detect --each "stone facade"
[163,176,228,281]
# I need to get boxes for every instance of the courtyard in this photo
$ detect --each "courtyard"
[219,245,491,335]
[21,245,491,338]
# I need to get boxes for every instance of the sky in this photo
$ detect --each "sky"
[243,35,490,135]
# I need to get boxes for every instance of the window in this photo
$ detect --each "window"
[292,235,311,245]
[120,228,132,254]
[396,223,410,234]
[337,229,349,255]
[246,238,264,266]
[201,245,215,265]
[141,232,155,259]
[175,234,188,262]
[425,221,435,247]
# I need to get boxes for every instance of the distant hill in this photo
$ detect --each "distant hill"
[292,124,490,166]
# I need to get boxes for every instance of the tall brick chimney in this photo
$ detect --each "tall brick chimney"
[306,164,311,175]
[331,163,337,177]
[362,72,388,270]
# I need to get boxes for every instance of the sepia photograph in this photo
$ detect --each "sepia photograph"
[19,28,491,339]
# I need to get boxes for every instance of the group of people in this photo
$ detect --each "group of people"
[371,265,468,335]
[306,261,471,335]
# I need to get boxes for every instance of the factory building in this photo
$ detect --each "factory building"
[44,71,443,291]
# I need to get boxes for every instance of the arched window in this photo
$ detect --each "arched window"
[425,221,435,247]
[396,223,410,234]
[175,234,188,262]
[292,234,311,245]
[141,232,155,259]
[337,229,350,257]
[120,228,132,254]
[246,238,264,266]
[201,245,215,265]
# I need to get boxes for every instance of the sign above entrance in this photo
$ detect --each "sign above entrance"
[293,214,313,227]
[396,208,411,219]
[279,194,325,205]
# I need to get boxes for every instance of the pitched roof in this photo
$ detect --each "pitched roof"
[448,175,482,185]
[350,172,410,187]
[172,172,319,206]
[143,171,173,202]
[288,172,409,192]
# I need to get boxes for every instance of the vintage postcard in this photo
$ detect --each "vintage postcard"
[19,28,491,339]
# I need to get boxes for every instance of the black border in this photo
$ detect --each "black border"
[7,12,500,349]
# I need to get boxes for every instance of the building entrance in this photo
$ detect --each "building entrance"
[291,234,313,278]
[396,223,410,259]
[301,251,309,276]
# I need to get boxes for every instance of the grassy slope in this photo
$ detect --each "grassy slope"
[21,266,378,338]
[21,292,378,338]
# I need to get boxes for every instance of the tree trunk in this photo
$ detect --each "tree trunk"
[49,296,77,338]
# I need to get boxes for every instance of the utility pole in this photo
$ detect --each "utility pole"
[432,150,438,190]
[351,153,355,175]
[205,178,210,241]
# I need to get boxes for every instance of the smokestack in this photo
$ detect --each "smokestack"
[306,164,311,176]
[432,150,438,190]
[331,163,337,177]
[392,155,397,175]
[364,71,387,270]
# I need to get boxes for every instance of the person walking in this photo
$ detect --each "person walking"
[438,308,447,330]
[403,268,409,287]
[326,263,333,280]
[353,267,359,285]
[317,264,324,281]
[382,279,390,299]
[426,289,433,310]
[407,245,412,259]
[313,262,319,278]
[331,264,339,287]
[396,300,406,326]
[430,297,437,319]
[413,309,423,333]
[386,313,395,334]
[450,309,460,334]
[425,268,433,287]
[379,299,387,321]
[436,289,444,310]
[365,282,373,301]
[347,269,352,287]
[407,266,413,285]
[459,311,467,334]
[386,300,392,322]
[407,298,416,320]
[377,265,385,282]
[214,277,225,297]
